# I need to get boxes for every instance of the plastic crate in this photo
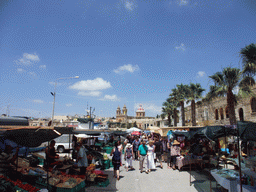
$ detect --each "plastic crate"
[14,186,28,192]
[38,157,44,166]
[97,179,109,187]
[34,180,54,192]
[55,181,86,192]
[103,160,110,169]
[109,161,113,168]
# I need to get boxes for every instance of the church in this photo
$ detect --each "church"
[116,104,155,129]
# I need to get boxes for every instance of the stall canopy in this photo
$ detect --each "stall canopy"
[172,130,191,139]
[0,127,61,147]
[237,121,256,141]
[73,130,103,136]
[112,130,128,136]
[54,127,74,134]
[126,127,142,133]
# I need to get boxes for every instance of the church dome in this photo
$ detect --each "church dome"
[136,104,145,112]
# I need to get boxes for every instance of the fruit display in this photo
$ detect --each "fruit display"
[0,175,40,192]
[86,164,96,172]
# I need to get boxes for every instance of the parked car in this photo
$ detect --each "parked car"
[54,134,73,153]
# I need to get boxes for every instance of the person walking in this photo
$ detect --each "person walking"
[170,140,181,170]
[117,140,123,167]
[154,137,163,169]
[132,136,140,160]
[76,141,88,175]
[110,141,122,180]
[124,143,134,172]
[138,140,148,173]
[167,138,173,169]
[146,140,155,173]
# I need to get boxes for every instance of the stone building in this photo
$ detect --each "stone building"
[116,105,128,122]
[184,86,256,126]
[136,104,145,117]
[115,104,155,129]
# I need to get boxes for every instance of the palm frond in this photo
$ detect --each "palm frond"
[240,43,256,65]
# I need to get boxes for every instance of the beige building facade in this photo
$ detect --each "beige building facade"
[184,86,256,126]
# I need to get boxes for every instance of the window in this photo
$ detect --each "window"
[225,107,229,118]
[239,108,244,121]
[220,108,224,120]
[251,97,256,112]
[215,109,219,120]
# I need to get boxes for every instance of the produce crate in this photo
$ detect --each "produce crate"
[55,181,86,192]
[96,179,109,187]
[38,157,44,166]
[34,180,54,192]
[103,160,110,169]
[109,160,113,168]
[14,186,28,192]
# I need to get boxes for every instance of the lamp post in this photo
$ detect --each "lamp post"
[51,76,79,126]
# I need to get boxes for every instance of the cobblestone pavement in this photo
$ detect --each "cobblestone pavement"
[86,155,202,192]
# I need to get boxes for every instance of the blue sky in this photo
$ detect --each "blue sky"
[1,0,256,118]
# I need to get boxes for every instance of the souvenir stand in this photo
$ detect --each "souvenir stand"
[208,122,256,192]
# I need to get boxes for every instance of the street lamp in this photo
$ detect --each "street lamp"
[51,76,79,126]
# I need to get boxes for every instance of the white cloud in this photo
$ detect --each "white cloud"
[125,1,134,11]
[15,53,40,65]
[66,104,72,107]
[99,95,120,101]
[24,53,40,61]
[114,64,139,74]
[17,68,26,73]
[197,71,206,78]
[39,65,46,69]
[28,71,36,77]
[69,78,112,91]
[78,91,102,97]
[33,99,44,103]
[179,0,188,6]
[175,43,185,51]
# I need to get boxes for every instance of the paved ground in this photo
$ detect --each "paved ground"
[86,155,220,192]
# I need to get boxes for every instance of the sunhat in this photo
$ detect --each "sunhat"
[173,140,180,145]
[126,143,132,148]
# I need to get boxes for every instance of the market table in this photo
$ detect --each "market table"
[176,156,203,170]
[237,184,256,192]
[211,169,239,192]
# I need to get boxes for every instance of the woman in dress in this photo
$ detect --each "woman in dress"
[146,140,155,173]
[124,143,134,171]
[170,140,181,170]
[117,140,123,167]
[110,141,122,180]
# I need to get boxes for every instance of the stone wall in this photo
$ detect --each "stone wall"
[184,87,256,126]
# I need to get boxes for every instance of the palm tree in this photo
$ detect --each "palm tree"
[167,93,180,127]
[170,84,189,126]
[187,83,205,126]
[208,67,254,125]
[162,100,173,127]
[240,43,256,77]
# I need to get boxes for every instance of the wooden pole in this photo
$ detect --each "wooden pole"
[190,160,191,186]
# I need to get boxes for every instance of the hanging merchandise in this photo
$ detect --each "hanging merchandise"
[167,130,173,142]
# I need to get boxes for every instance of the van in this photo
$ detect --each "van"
[54,134,73,153]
